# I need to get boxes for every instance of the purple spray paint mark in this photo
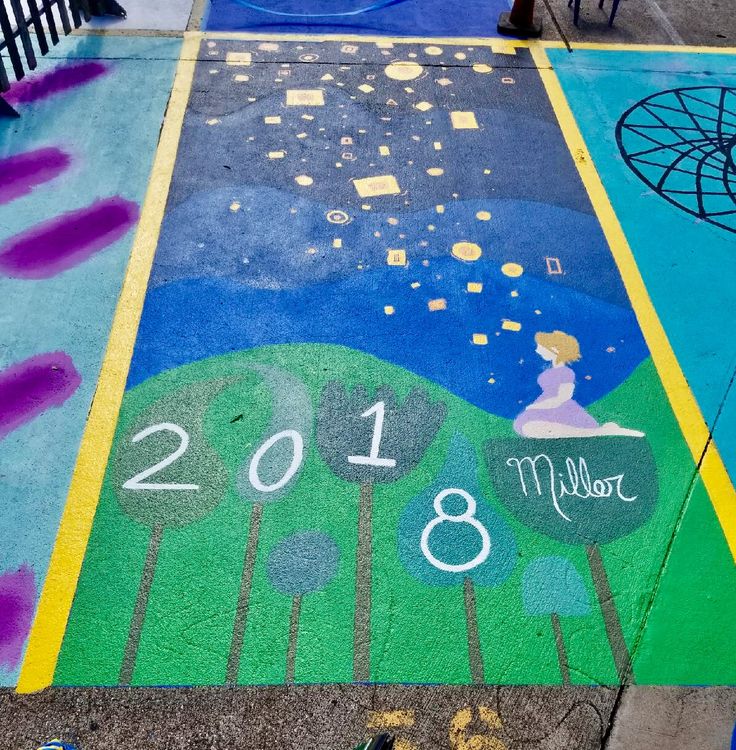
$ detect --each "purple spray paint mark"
[0,197,139,279]
[0,565,36,671]
[0,351,82,440]
[0,147,71,205]
[5,61,108,104]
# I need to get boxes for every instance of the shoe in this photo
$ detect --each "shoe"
[354,734,395,750]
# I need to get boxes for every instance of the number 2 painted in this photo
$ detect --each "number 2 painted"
[122,422,200,492]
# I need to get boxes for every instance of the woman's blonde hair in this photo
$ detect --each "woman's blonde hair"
[534,330,581,366]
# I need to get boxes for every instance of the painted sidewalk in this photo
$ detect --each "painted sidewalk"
[0,35,181,687]
[6,37,731,695]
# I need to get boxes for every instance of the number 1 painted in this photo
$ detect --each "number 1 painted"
[348,401,397,468]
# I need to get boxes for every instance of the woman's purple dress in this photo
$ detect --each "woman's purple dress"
[513,365,599,436]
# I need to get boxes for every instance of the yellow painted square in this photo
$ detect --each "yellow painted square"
[428,298,447,312]
[502,319,521,331]
[467,282,483,293]
[379,145,390,156]
[353,175,401,198]
[387,249,407,266]
[286,89,325,106]
[226,51,252,66]
[333,238,342,249]
[434,141,442,151]
[451,111,479,130]
[472,333,488,345]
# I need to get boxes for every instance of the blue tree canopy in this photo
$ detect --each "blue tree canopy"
[398,432,517,588]
[267,530,340,597]
[522,556,591,617]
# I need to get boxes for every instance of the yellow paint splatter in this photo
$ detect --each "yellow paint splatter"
[206,118,220,126]
[367,710,415,729]
[436,205,445,213]
[333,238,342,249]
[379,145,390,156]
[384,305,395,315]
[501,262,524,277]
[414,101,433,112]
[226,51,252,66]
[384,61,423,80]
[264,115,281,125]
[473,63,493,73]
[387,249,407,266]
[467,282,483,293]
[424,46,443,55]
[268,150,286,159]
[295,175,314,186]
[428,298,447,311]
[229,201,241,212]
[452,242,482,262]
[472,333,488,345]
[427,168,444,176]
[502,319,522,331]
[450,111,479,129]
[358,83,375,93]
[476,210,491,221]
[353,175,401,198]
[286,89,325,106]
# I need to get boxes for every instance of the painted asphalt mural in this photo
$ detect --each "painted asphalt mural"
[1,29,734,714]
[34,38,730,689]
[0,36,181,687]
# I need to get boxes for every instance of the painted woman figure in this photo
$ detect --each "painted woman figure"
[514,330,644,439]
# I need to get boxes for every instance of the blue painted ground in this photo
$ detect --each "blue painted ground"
[549,49,736,477]
[205,0,511,35]
[0,36,180,686]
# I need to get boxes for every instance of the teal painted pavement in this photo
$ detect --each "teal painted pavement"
[548,48,736,478]
[0,35,180,686]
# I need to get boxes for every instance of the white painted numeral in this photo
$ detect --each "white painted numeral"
[123,422,200,491]
[249,429,304,492]
[348,401,397,468]
[420,488,491,573]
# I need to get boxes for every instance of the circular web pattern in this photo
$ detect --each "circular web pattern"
[616,86,736,234]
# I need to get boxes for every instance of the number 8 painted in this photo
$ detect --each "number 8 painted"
[420,488,491,573]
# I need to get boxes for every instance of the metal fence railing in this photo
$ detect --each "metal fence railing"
[0,0,91,115]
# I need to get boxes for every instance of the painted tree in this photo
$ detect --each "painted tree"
[316,383,446,681]
[521,556,591,684]
[485,436,658,683]
[112,378,232,684]
[226,364,313,684]
[266,530,340,683]
[398,433,517,684]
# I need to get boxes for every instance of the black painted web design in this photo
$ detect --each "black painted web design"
[616,86,736,234]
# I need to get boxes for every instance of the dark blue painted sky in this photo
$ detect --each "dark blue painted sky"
[129,40,649,419]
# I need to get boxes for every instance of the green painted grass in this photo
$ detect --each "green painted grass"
[54,344,736,686]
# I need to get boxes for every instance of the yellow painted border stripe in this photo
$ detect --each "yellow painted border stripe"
[16,34,200,694]
[529,42,736,560]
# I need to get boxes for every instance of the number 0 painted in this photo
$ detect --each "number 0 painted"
[123,422,200,491]
[249,429,304,492]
